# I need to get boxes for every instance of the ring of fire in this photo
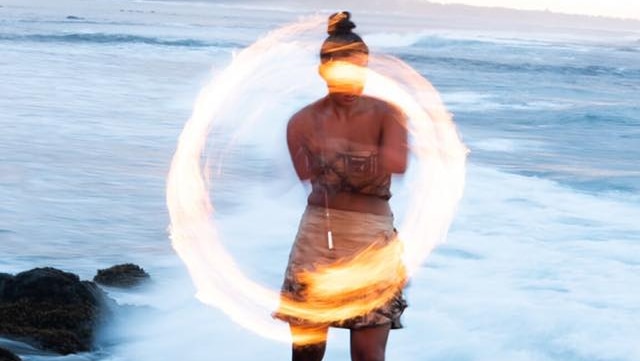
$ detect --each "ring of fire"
[166,17,468,344]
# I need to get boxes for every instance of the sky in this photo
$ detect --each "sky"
[427,0,640,21]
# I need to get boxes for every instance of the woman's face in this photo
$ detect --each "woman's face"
[319,51,369,105]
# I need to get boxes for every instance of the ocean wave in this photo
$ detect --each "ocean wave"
[617,46,639,53]
[134,0,301,13]
[399,53,640,78]
[367,32,496,49]
[0,32,241,48]
[366,31,550,49]
[16,18,142,26]
[415,35,506,49]
[365,32,428,48]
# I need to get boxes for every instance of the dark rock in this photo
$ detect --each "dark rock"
[0,273,12,298]
[65,15,84,20]
[0,268,113,355]
[0,347,21,361]
[4,268,99,306]
[93,264,150,288]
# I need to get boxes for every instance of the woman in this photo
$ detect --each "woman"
[276,11,409,361]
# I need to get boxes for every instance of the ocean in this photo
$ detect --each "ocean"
[1,0,639,360]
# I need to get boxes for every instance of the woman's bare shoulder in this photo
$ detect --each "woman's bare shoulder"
[288,99,324,128]
[362,96,405,118]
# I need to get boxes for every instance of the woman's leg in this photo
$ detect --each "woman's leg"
[291,325,329,361]
[350,324,391,361]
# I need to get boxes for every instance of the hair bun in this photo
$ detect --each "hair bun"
[327,11,356,36]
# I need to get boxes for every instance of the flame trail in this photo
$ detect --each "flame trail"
[166,16,467,345]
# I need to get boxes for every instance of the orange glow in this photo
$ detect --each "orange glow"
[276,239,406,344]
[166,15,467,346]
[318,60,368,95]
[272,237,405,345]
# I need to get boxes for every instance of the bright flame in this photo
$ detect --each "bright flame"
[166,16,468,346]
[318,60,368,95]
[279,239,406,320]
[278,239,406,345]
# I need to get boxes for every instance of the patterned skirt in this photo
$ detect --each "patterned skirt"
[274,205,407,329]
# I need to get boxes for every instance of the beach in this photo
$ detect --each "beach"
[1,0,639,360]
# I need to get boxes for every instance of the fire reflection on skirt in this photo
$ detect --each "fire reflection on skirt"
[273,205,408,330]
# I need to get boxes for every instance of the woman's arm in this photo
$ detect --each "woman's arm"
[287,115,312,181]
[379,104,409,174]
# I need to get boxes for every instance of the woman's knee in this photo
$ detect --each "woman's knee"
[350,325,390,361]
[292,342,327,361]
[291,325,328,361]
[351,350,385,361]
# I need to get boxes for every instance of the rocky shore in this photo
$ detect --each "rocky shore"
[0,264,150,359]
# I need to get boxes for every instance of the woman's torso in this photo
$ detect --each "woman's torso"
[302,96,393,215]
